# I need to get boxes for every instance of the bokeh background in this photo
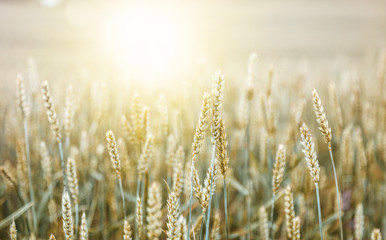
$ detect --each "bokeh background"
[1,0,386,87]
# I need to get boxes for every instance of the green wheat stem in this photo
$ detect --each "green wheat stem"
[23,121,37,233]
[200,213,206,240]
[223,178,229,240]
[270,193,275,240]
[328,148,344,240]
[58,140,70,193]
[187,159,195,240]
[205,143,216,240]
[75,203,79,239]
[118,178,127,218]
[315,184,324,240]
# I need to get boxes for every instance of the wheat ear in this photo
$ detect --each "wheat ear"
[17,75,37,233]
[354,204,364,240]
[106,130,126,218]
[270,144,286,238]
[292,216,301,240]
[10,219,17,240]
[166,191,180,240]
[136,197,143,240]
[79,212,88,240]
[147,182,162,240]
[172,146,184,199]
[371,228,382,240]
[206,70,225,240]
[124,220,133,240]
[64,85,75,152]
[284,186,295,239]
[188,91,211,239]
[217,118,230,239]
[312,88,343,240]
[259,206,269,240]
[41,81,69,193]
[62,191,74,240]
[300,123,323,240]
[66,157,79,236]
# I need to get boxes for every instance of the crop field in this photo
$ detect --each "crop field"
[0,1,385,240]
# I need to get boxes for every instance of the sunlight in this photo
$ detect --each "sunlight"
[104,6,188,77]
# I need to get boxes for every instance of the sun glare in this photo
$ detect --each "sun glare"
[104,6,188,77]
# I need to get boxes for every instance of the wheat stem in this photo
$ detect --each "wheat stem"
[23,121,37,233]
[119,178,127,218]
[328,148,344,240]
[270,193,275,240]
[58,141,70,194]
[223,178,229,240]
[205,143,216,240]
[315,184,323,240]
[188,161,195,240]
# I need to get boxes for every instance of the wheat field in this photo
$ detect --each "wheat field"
[0,1,386,240]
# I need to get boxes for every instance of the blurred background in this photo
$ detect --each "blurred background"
[1,0,386,88]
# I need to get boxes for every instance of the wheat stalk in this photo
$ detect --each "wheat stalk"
[17,75,37,233]
[300,123,323,240]
[106,130,126,218]
[217,117,230,239]
[41,81,69,194]
[188,91,211,239]
[206,70,225,240]
[312,88,343,240]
